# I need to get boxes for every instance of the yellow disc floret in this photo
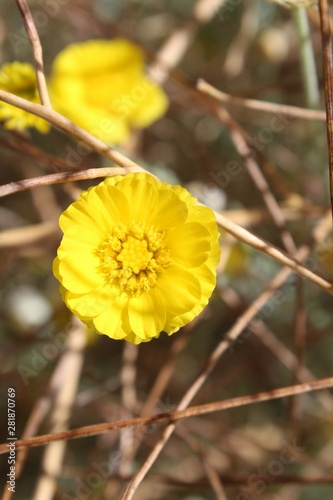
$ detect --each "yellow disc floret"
[97,222,171,296]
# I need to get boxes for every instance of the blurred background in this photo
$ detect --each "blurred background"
[1,0,333,499]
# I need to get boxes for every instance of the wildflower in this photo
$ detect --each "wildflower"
[53,173,220,344]
[0,62,50,133]
[49,39,168,144]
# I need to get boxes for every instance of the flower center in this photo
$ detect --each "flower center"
[97,222,171,296]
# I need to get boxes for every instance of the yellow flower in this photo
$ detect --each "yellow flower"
[53,173,220,344]
[0,62,50,133]
[49,39,168,145]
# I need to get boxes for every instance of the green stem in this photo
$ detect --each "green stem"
[293,6,320,109]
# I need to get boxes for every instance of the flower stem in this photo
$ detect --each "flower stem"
[293,6,320,109]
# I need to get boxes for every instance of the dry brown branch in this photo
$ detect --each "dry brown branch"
[252,320,333,413]
[1,339,72,500]
[120,324,193,465]
[150,0,226,83]
[0,136,80,172]
[198,96,297,254]
[32,318,86,500]
[16,0,51,107]
[119,343,139,476]
[176,427,228,500]
[219,285,333,413]
[1,376,333,456]
[197,79,326,121]
[0,89,144,171]
[0,221,58,247]
[214,212,332,293]
[222,3,258,78]
[318,0,333,224]
[0,167,130,197]
[289,280,307,427]
[146,473,333,487]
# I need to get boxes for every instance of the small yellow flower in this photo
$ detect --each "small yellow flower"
[49,39,168,145]
[53,173,220,344]
[0,62,50,133]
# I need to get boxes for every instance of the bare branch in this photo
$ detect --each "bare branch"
[16,0,51,107]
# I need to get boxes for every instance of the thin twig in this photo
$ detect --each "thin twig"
[197,79,326,120]
[318,0,333,224]
[1,340,70,500]
[0,221,58,247]
[0,136,83,172]
[119,343,139,477]
[219,285,333,413]
[289,279,307,429]
[251,320,333,413]
[32,318,86,500]
[176,427,228,500]
[197,96,297,254]
[0,89,144,172]
[146,473,333,487]
[0,167,131,197]
[1,376,333,455]
[16,0,51,107]
[149,0,226,83]
[214,212,332,293]
[122,325,192,465]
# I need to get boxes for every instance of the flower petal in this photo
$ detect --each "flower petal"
[59,198,111,234]
[93,185,130,225]
[51,39,144,77]
[93,293,130,339]
[58,252,102,293]
[157,265,201,317]
[128,290,166,340]
[64,284,116,319]
[149,187,188,229]
[129,77,169,128]
[116,175,158,222]
[58,224,102,260]
[167,222,212,267]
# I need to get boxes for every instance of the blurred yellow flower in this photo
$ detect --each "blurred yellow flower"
[49,39,168,144]
[53,173,220,344]
[0,62,50,133]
